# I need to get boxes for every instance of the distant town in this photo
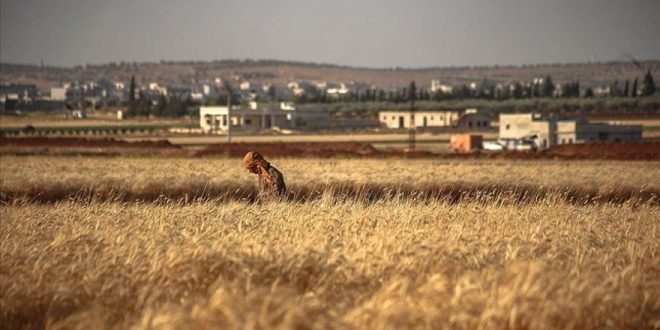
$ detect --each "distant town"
[1,59,658,115]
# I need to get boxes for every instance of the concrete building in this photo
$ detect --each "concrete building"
[50,87,68,101]
[379,110,460,129]
[279,102,331,128]
[199,102,332,133]
[200,105,290,133]
[455,109,491,129]
[556,119,643,144]
[379,109,491,129]
[499,113,642,150]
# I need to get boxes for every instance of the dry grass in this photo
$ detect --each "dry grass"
[1,156,659,329]
[2,157,659,198]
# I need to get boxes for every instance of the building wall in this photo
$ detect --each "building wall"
[379,111,460,129]
[556,121,578,144]
[456,113,491,129]
[50,87,68,101]
[500,114,642,150]
[499,113,554,149]
[200,106,295,133]
[199,106,229,132]
[575,123,642,143]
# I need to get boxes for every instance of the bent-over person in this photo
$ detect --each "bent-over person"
[242,151,286,199]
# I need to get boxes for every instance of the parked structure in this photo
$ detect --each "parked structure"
[379,109,490,129]
[449,134,483,153]
[499,113,642,150]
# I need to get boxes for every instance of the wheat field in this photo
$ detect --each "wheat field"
[1,156,659,329]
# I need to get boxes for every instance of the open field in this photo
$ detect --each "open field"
[2,157,660,202]
[1,157,659,329]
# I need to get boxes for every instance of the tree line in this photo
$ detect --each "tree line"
[290,71,656,104]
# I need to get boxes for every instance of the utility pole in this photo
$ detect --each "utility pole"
[408,81,417,150]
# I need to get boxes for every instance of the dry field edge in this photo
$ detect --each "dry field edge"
[2,181,658,206]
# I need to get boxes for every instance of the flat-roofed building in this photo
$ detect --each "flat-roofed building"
[378,108,491,130]
[379,110,461,129]
[499,113,642,150]
[199,102,332,133]
[200,105,290,133]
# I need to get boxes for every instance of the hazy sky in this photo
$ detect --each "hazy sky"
[1,0,659,68]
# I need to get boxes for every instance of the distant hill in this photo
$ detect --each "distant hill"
[1,59,658,91]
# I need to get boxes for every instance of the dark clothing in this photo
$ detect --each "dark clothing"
[258,166,286,198]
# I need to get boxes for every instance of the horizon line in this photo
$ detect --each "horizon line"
[2,57,659,72]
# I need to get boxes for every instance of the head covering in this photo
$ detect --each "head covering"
[243,151,276,184]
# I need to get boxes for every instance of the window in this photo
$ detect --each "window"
[245,119,252,125]
[568,138,572,144]
[505,124,510,130]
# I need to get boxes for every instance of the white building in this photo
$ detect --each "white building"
[148,83,167,96]
[379,109,490,129]
[199,102,331,133]
[200,106,288,133]
[430,80,453,94]
[499,113,642,150]
[379,110,459,129]
[50,87,68,101]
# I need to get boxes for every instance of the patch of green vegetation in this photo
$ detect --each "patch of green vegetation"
[0,123,198,136]
[300,97,660,116]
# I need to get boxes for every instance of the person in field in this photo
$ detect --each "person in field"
[242,151,286,199]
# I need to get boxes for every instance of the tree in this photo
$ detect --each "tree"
[541,75,555,97]
[127,75,136,117]
[512,82,523,99]
[631,78,638,97]
[135,91,151,117]
[610,80,621,97]
[153,93,167,117]
[584,87,594,98]
[641,70,656,97]
[623,80,630,97]
[267,85,277,101]
[408,81,417,102]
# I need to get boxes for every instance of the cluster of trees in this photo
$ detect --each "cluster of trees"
[124,76,198,118]
[594,71,657,98]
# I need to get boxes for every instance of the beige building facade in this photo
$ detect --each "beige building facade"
[379,110,461,129]
[200,106,291,133]
[499,113,642,150]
